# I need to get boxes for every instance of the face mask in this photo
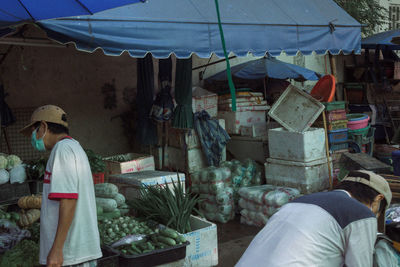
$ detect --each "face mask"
[31,128,46,152]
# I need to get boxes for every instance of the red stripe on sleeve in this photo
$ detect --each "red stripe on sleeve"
[43,179,50,184]
[48,193,78,200]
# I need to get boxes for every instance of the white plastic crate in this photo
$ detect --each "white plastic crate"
[265,157,331,194]
[268,85,325,133]
[268,127,326,162]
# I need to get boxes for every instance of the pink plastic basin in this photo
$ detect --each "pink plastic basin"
[347,115,369,130]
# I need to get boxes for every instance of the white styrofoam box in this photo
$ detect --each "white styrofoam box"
[268,85,324,133]
[265,157,331,194]
[103,153,155,178]
[218,110,266,135]
[168,119,225,149]
[192,87,218,117]
[241,123,268,137]
[268,127,326,162]
[108,170,185,201]
[181,215,218,267]
[167,146,226,174]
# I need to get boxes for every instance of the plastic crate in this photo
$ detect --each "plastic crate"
[106,242,189,267]
[327,109,346,122]
[322,101,346,111]
[98,248,119,267]
[330,142,349,152]
[92,173,105,184]
[328,120,348,131]
[328,129,348,143]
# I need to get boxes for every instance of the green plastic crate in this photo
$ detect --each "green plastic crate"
[322,101,346,111]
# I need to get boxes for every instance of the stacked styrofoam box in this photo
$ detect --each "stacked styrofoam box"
[217,92,269,135]
[265,128,330,194]
[192,87,218,117]
[166,119,226,176]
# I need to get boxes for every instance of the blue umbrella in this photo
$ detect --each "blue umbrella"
[362,29,400,50]
[206,56,321,82]
[0,0,144,28]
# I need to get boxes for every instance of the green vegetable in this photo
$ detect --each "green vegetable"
[113,193,126,207]
[160,228,178,239]
[97,209,121,221]
[26,156,48,180]
[97,205,104,216]
[6,155,22,170]
[96,197,118,212]
[129,174,200,233]
[0,239,39,267]
[84,149,106,173]
[157,236,176,246]
[95,183,118,198]
[0,156,7,169]
[0,169,9,185]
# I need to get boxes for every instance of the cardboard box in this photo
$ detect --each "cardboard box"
[218,110,266,135]
[108,170,185,201]
[168,119,225,149]
[181,215,218,266]
[103,153,155,178]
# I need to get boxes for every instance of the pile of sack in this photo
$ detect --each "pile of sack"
[238,185,300,227]
[192,166,235,223]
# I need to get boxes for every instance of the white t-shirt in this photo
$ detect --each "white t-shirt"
[39,137,102,266]
[236,190,377,267]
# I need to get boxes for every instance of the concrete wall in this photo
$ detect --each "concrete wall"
[0,43,137,157]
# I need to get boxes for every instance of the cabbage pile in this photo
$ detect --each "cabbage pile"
[0,154,25,185]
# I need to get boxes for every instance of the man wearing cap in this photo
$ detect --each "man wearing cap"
[21,105,101,267]
[236,170,392,267]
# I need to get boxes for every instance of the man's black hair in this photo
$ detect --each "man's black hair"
[33,121,69,135]
[334,171,387,214]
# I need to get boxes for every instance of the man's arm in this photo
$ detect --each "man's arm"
[344,218,377,267]
[47,199,77,267]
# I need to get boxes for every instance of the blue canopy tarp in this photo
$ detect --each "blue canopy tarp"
[362,29,400,50]
[37,0,362,59]
[206,56,321,81]
[0,0,143,28]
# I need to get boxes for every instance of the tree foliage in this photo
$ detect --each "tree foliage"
[334,0,387,37]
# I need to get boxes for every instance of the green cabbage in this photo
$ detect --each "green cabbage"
[0,156,7,169]
[6,155,22,170]
[0,169,9,185]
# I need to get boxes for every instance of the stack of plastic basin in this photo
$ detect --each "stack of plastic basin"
[323,101,348,152]
[347,113,373,154]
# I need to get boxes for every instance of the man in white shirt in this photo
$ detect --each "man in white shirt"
[21,105,101,267]
[236,170,392,267]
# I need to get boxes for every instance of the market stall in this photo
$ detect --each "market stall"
[0,0,374,266]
